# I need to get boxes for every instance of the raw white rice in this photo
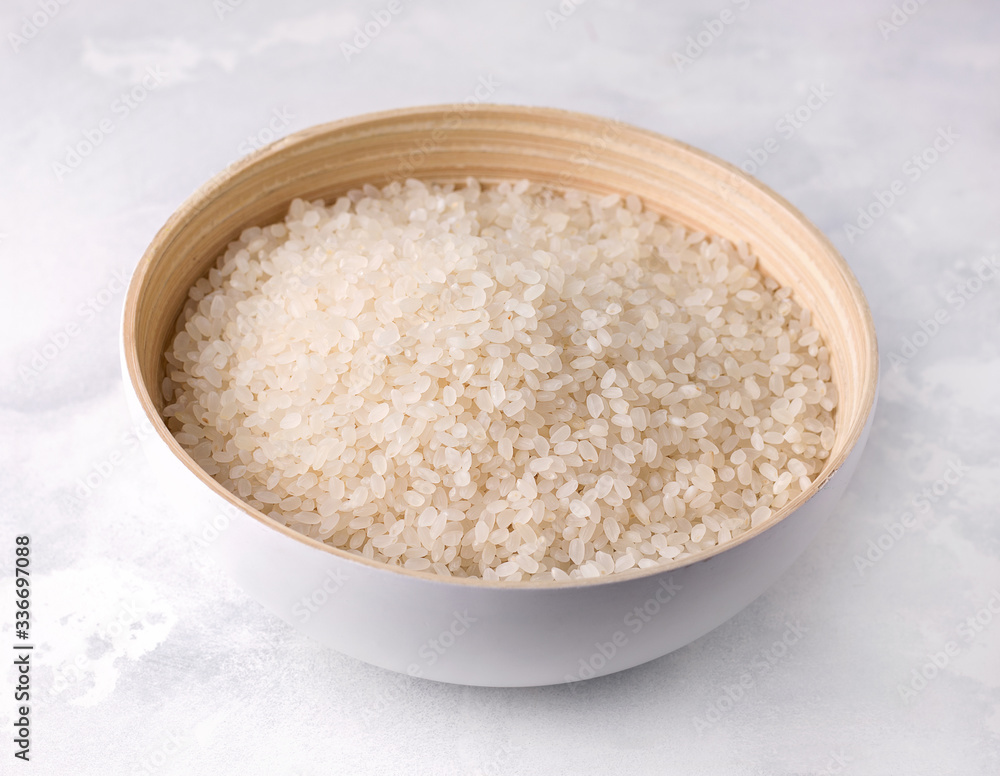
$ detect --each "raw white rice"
[163,178,837,581]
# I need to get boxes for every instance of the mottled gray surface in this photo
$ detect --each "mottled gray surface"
[1,0,998,773]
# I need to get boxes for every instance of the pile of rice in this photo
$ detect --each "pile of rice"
[164,178,837,581]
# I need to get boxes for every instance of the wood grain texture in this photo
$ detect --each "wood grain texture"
[122,104,878,581]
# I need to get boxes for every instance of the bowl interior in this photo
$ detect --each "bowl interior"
[123,104,878,580]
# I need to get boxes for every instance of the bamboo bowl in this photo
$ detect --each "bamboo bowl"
[122,105,878,686]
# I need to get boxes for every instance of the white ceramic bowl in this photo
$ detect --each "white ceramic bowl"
[122,105,878,687]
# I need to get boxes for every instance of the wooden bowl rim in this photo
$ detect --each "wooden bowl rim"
[122,103,879,590]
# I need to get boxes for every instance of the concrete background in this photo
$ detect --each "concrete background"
[1,0,998,773]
